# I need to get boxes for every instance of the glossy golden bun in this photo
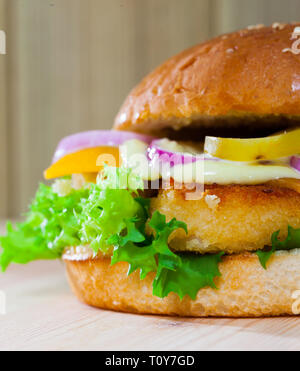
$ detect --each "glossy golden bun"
[114,23,300,138]
[64,250,300,317]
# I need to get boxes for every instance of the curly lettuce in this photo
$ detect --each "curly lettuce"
[0,166,225,299]
[110,210,224,299]
[0,184,89,271]
[2,165,300,299]
[153,252,224,300]
[256,226,300,269]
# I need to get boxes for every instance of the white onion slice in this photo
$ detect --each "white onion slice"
[52,130,155,164]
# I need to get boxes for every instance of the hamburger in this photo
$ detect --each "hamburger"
[2,23,300,317]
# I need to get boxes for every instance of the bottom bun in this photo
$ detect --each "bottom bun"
[64,250,300,317]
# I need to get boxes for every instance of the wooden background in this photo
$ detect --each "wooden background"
[1,0,300,217]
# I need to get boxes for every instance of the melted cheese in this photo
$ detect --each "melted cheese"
[120,139,300,186]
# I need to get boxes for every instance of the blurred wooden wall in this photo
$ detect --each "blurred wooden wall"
[0,0,7,218]
[2,0,300,217]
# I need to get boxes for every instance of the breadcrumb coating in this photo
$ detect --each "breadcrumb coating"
[150,184,300,254]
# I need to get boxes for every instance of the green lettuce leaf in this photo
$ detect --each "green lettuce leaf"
[111,242,157,280]
[110,209,224,299]
[0,166,225,300]
[0,184,89,271]
[79,187,143,252]
[256,226,300,269]
[78,167,147,252]
[149,211,187,271]
[153,252,224,300]
[98,165,144,194]
[110,210,188,282]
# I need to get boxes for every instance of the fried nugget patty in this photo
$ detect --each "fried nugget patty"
[150,184,300,254]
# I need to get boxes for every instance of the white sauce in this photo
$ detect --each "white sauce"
[173,160,300,185]
[120,139,300,185]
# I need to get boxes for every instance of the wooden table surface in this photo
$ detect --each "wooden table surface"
[1,223,300,351]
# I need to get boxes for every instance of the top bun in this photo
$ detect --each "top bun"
[114,23,300,139]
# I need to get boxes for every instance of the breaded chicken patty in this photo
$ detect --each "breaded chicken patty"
[150,184,300,254]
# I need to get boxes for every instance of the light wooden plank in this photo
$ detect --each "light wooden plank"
[7,0,55,216]
[6,0,213,217]
[0,0,7,218]
[261,0,300,25]
[212,0,300,35]
[6,0,101,215]
[136,0,212,77]
[212,0,263,35]
[88,0,138,130]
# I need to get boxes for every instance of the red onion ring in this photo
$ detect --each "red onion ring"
[147,139,212,167]
[52,130,155,164]
[290,156,300,172]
